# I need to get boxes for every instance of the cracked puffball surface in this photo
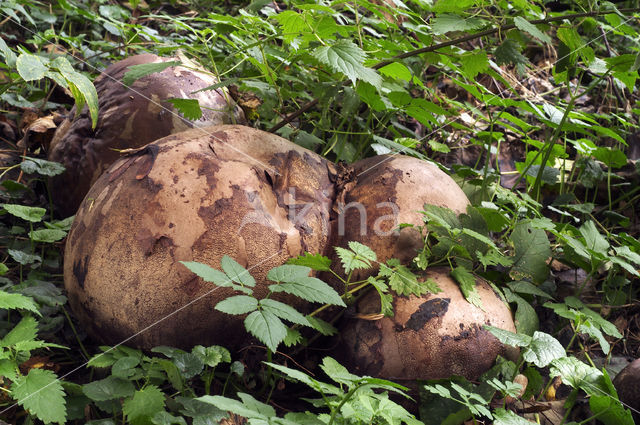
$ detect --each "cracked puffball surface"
[64,125,335,350]
[48,53,246,217]
[338,267,517,381]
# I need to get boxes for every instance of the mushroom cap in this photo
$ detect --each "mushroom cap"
[48,53,245,217]
[64,125,335,350]
[338,267,516,381]
[333,155,469,278]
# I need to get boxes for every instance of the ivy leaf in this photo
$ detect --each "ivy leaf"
[312,40,381,86]
[244,310,288,352]
[451,267,482,309]
[460,51,489,78]
[82,376,135,401]
[20,157,65,177]
[11,368,66,424]
[0,291,40,315]
[287,253,331,271]
[509,221,550,283]
[215,295,258,315]
[16,53,47,81]
[3,204,46,222]
[123,385,166,425]
[122,61,181,86]
[269,276,345,306]
[167,98,202,121]
[522,332,565,368]
[259,299,310,326]
[514,17,551,44]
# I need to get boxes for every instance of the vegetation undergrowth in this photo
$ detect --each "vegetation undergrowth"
[0,0,639,424]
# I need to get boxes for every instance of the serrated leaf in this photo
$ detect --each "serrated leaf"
[283,327,302,347]
[259,299,310,326]
[269,276,345,306]
[431,14,485,35]
[378,62,412,82]
[244,310,287,352]
[191,345,230,368]
[123,385,166,425]
[379,263,437,296]
[3,204,46,222]
[215,295,258,315]
[267,264,311,282]
[172,353,204,379]
[451,267,482,309]
[11,368,66,424]
[167,98,202,121]
[286,253,331,271]
[180,261,233,287]
[0,316,38,347]
[509,221,550,283]
[274,10,306,44]
[493,408,533,425]
[16,53,47,81]
[514,16,551,44]
[122,61,181,86]
[460,51,489,78]
[522,331,565,367]
[220,256,255,287]
[197,394,270,421]
[485,325,532,347]
[320,357,360,385]
[495,39,529,73]
[82,376,135,401]
[0,291,39,314]
[20,157,65,177]
[28,228,67,243]
[306,316,338,336]
[312,40,381,86]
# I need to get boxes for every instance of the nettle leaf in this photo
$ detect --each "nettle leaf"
[0,315,38,347]
[274,10,307,44]
[451,267,482,309]
[0,291,39,315]
[29,229,67,243]
[167,98,202,121]
[244,310,287,352]
[513,16,551,44]
[378,62,412,82]
[215,295,258,315]
[20,157,65,177]
[16,53,47,81]
[82,376,135,401]
[123,385,166,425]
[259,299,310,326]
[460,51,489,78]
[122,61,181,86]
[11,368,66,424]
[221,256,256,287]
[431,14,485,35]
[312,39,381,86]
[494,39,528,73]
[522,332,565,368]
[509,221,550,283]
[3,204,46,222]
[269,276,345,306]
[287,253,331,271]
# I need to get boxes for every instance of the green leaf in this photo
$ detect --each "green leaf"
[0,37,17,66]
[267,264,311,282]
[286,253,331,271]
[460,51,489,78]
[506,281,553,299]
[379,262,439,296]
[495,39,528,73]
[504,289,538,336]
[179,262,232,287]
[244,310,288,352]
[11,368,66,424]
[16,53,47,81]
[7,249,40,266]
[221,256,256,287]
[306,316,338,336]
[122,61,181,86]
[378,62,412,82]
[451,267,482,309]
[3,204,46,222]
[167,98,202,121]
[259,299,310,326]
[64,69,99,129]
[550,356,604,392]
[269,276,345,306]
[514,17,551,44]
[215,295,258,315]
[191,345,230,368]
[0,263,7,276]
[197,394,271,421]
[274,10,306,44]
[123,385,166,425]
[493,408,533,425]
[171,353,204,379]
[522,332,565,367]
[485,325,532,347]
[0,316,38,347]
[320,357,360,386]
[509,221,550,283]
[0,291,40,314]
[431,14,485,35]
[29,229,67,243]
[593,147,627,168]
[82,376,135,401]
[588,369,634,425]
[20,157,65,176]
[152,411,187,425]
[312,39,381,86]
